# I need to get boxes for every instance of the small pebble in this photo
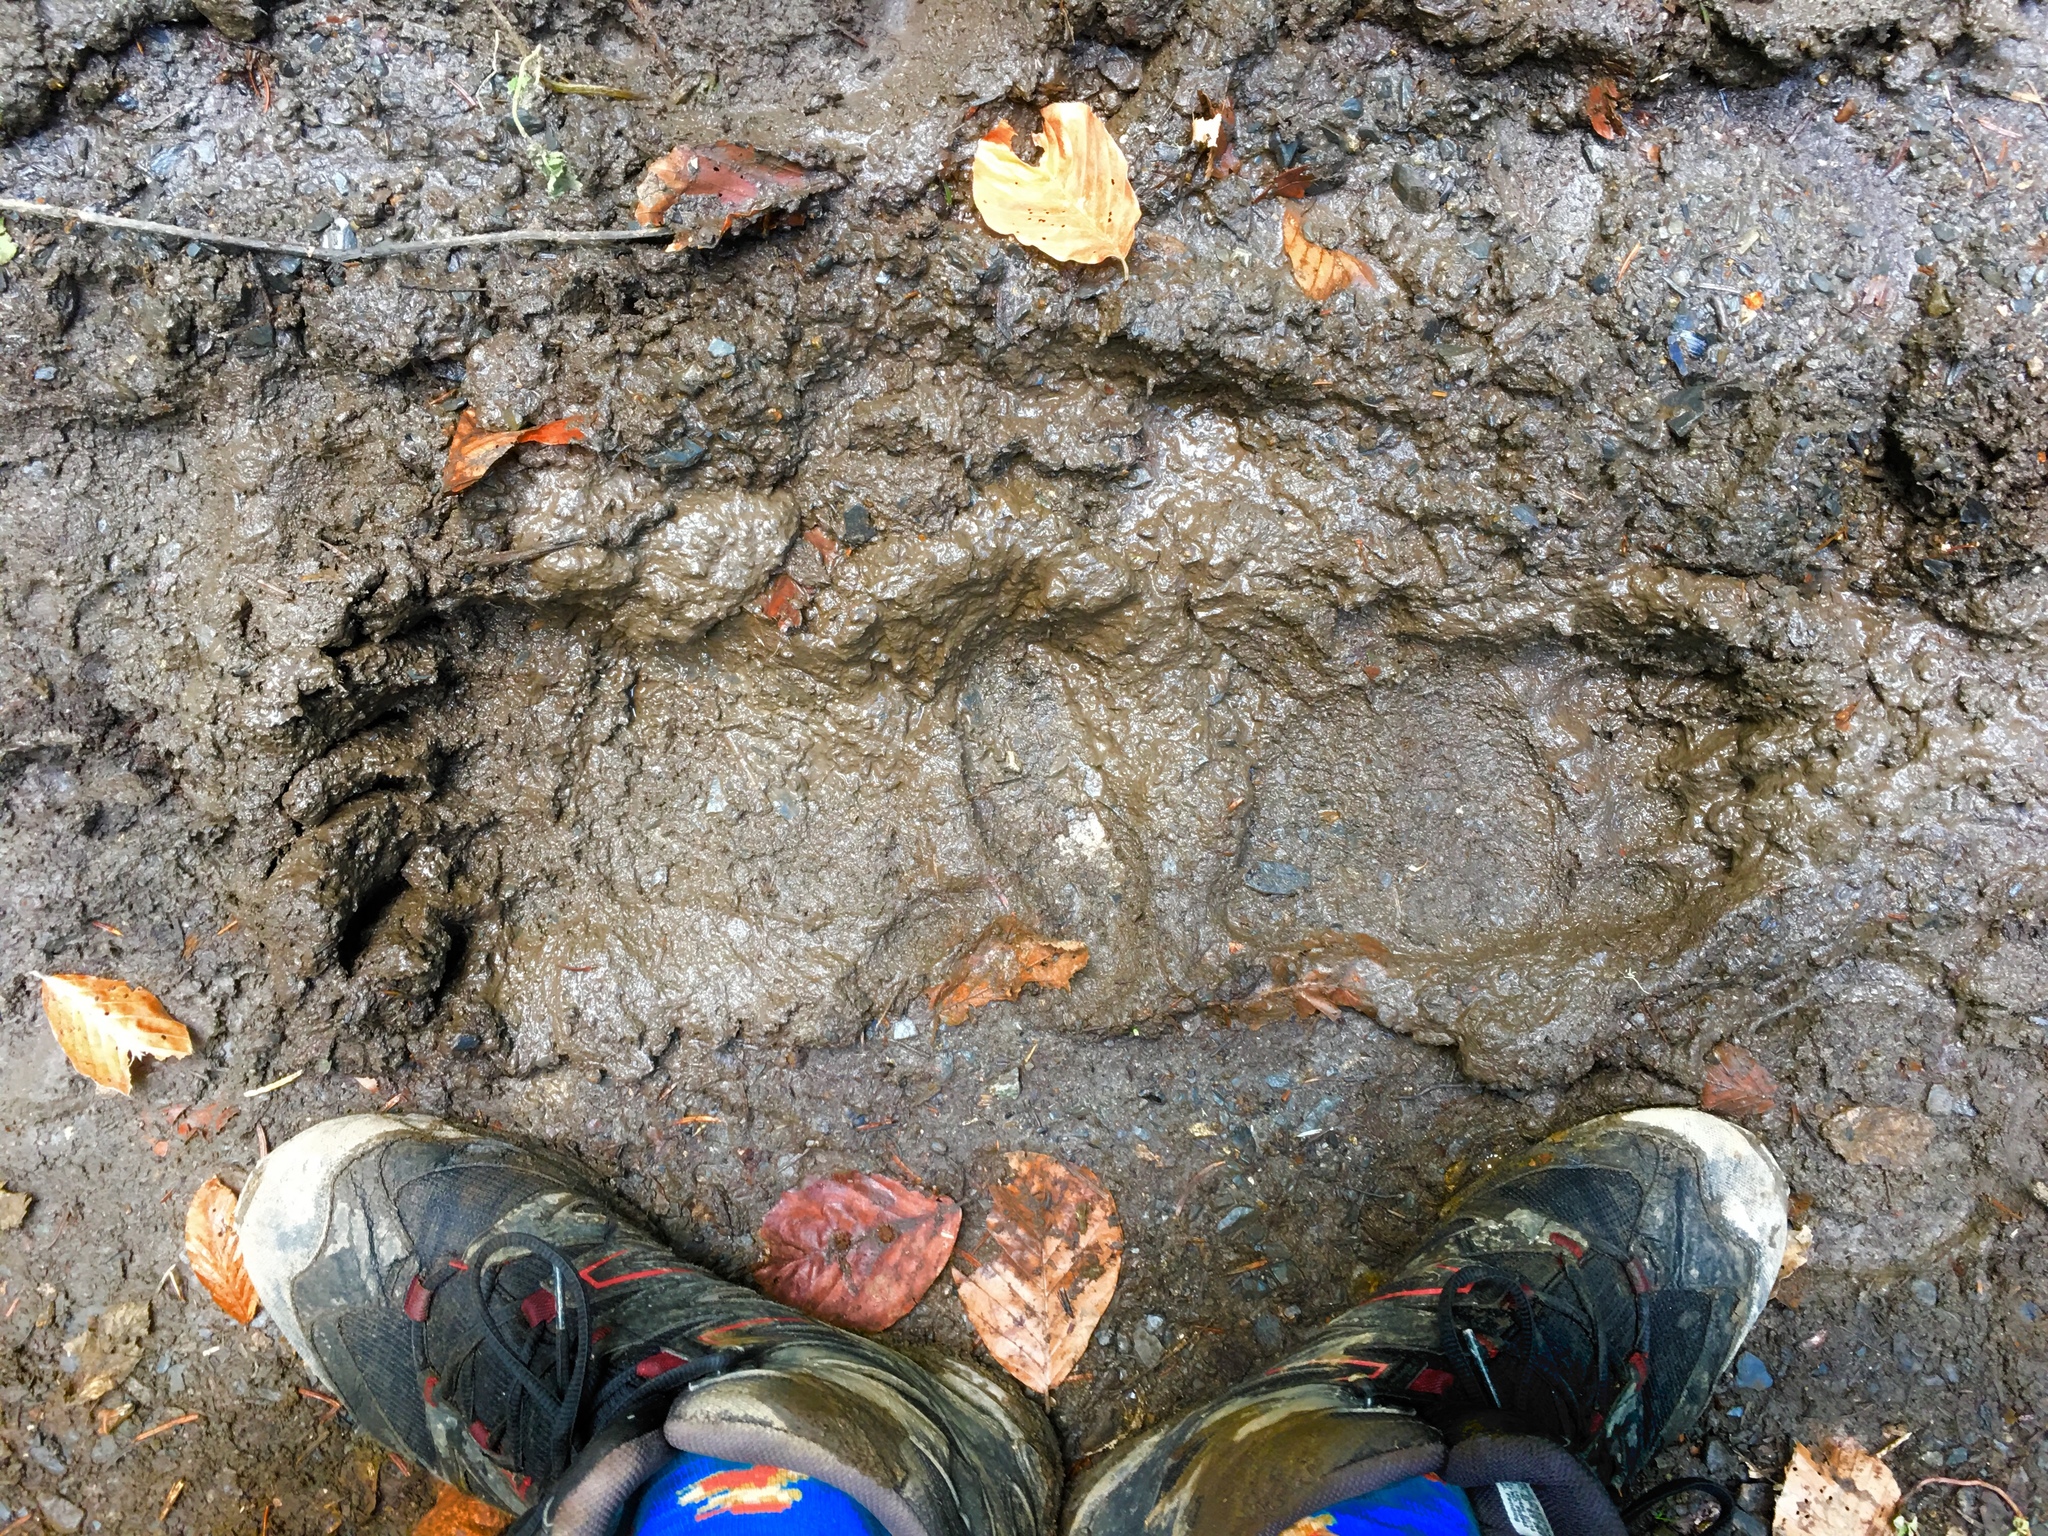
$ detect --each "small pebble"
[1733,1352,1773,1390]
[1252,1313,1286,1351]
[708,337,737,358]
[1912,1278,1940,1306]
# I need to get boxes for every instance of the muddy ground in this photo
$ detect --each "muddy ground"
[2,0,2048,1528]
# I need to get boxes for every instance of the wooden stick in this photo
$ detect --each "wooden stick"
[0,196,668,263]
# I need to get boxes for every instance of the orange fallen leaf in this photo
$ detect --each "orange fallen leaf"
[759,572,806,632]
[34,972,192,1095]
[185,1176,260,1325]
[1772,1439,1898,1536]
[927,922,1089,1026]
[1743,289,1767,310]
[1280,206,1381,301]
[755,1172,961,1331]
[955,1152,1121,1396]
[441,410,587,495]
[414,1481,513,1536]
[1701,1042,1780,1118]
[972,102,1139,270]
[1587,78,1626,140]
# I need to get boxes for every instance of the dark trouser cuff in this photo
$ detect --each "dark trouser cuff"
[1444,1434,1628,1536]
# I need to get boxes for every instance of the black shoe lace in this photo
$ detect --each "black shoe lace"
[424,1232,742,1486]
[1435,1254,1636,1441]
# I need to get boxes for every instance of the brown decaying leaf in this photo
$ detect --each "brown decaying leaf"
[1771,1440,1899,1536]
[1823,1105,1935,1167]
[972,102,1140,269]
[755,1172,961,1331]
[1701,1042,1780,1118]
[1267,165,1316,200]
[1587,78,1626,140]
[1280,206,1379,301]
[955,1152,1121,1396]
[1194,92,1240,179]
[0,1183,30,1232]
[34,972,192,1096]
[185,1176,261,1325]
[441,410,588,495]
[1834,99,1860,123]
[67,1299,151,1404]
[414,1481,513,1536]
[927,921,1089,1026]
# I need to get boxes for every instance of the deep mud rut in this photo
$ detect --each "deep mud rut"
[3,0,2048,1528]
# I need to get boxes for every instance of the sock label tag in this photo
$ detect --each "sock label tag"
[1496,1482,1555,1536]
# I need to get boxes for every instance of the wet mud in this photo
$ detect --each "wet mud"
[3,0,2048,1528]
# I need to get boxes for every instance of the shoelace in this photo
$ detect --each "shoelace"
[426,1233,741,1487]
[1435,1254,1636,1441]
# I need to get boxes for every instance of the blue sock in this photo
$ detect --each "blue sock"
[622,1453,890,1536]
[1290,1474,1482,1536]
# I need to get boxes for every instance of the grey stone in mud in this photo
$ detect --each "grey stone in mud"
[1245,861,1313,897]
[1391,161,1439,212]
[192,0,269,40]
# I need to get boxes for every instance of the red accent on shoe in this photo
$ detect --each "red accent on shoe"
[1627,1257,1653,1293]
[423,1373,438,1406]
[1628,1350,1649,1383]
[511,1475,535,1500]
[1549,1231,1586,1259]
[637,1349,688,1379]
[520,1287,557,1328]
[577,1250,696,1290]
[470,1420,495,1450]
[448,1259,469,1271]
[1409,1366,1455,1394]
[1366,1286,1443,1302]
[404,1275,433,1322]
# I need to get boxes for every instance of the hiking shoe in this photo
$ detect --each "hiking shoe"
[1067,1108,1788,1536]
[237,1115,1058,1536]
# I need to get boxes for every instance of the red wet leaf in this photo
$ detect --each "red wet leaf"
[1587,78,1626,141]
[759,572,806,632]
[634,142,814,223]
[755,1172,961,1331]
[1701,1042,1780,1119]
[802,526,842,567]
[441,410,588,495]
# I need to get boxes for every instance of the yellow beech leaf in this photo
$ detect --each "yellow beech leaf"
[34,972,192,1094]
[1281,206,1384,301]
[971,103,1139,270]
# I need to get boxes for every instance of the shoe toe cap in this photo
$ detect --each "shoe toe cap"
[236,1113,442,1378]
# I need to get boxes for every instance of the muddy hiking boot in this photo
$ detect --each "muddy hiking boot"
[1066,1109,1789,1536]
[235,1115,1059,1536]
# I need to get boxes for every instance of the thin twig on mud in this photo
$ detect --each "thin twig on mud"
[1905,1477,2026,1521]
[0,197,669,263]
